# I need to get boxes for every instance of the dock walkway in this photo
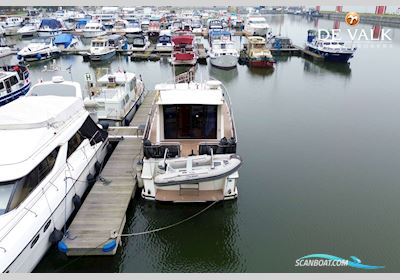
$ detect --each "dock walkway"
[61,91,156,256]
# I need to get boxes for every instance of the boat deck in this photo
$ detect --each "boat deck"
[61,90,156,256]
[148,101,234,157]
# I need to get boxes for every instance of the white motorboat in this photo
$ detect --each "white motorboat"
[17,38,61,62]
[83,70,146,126]
[16,24,38,37]
[81,22,107,38]
[0,95,109,272]
[0,17,23,36]
[244,15,271,37]
[130,34,150,51]
[140,78,241,202]
[125,21,142,39]
[156,30,173,52]
[0,46,12,58]
[37,18,64,38]
[0,65,30,106]
[89,37,116,61]
[306,29,356,63]
[208,30,239,69]
[111,19,129,34]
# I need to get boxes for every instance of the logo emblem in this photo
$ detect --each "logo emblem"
[345,12,360,26]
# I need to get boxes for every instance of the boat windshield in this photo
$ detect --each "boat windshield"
[29,84,78,97]
[0,181,16,215]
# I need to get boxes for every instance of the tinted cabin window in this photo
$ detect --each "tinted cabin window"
[67,117,108,158]
[6,147,59,212]
[10,75,19,86]
[163,105,217,139]
[0,82,4,92]
[67,131,85,158]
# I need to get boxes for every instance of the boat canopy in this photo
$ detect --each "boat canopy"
[209,30,231,38]
[54,33,74,48]
[39,18,62,29]
[172,35,193,45]
[158,35,171,43]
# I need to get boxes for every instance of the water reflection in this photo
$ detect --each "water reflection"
[303,60,352,77]
[208,65,239,83]
[247,66,274,77]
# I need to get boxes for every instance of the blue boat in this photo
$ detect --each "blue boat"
[0,65,30,107]
[306,29,356,63]
[54,33,79,49]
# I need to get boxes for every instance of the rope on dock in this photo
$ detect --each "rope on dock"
[54,200,220,272]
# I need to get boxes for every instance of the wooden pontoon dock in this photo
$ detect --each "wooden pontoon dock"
[60,91,156,256]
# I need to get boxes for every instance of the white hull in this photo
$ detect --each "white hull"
[82,30,107,38]
[141,156,239,202]
[131,41,150,52]
[37,30,62,37]
[210,54,238,69]
[156,43,173,52]
[0,47,13,58]
[3,141,108,272]
[89,49,116,61]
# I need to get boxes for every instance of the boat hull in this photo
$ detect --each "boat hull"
[0,82,31,107]
[18,51,61,62]
[82,30,107,38]
[37,30,62,37]
[248,58,274,68]
[89,50,116,61]
[2,140,109,272]
[210,54,238,69]
[307,45,354,63]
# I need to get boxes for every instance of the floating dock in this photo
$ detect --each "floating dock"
[60,91,156,256]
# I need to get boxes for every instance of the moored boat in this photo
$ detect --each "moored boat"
[83,70,146,126]
[37,18,64,38]
[0,95,109,272]
[246,36,275,68]
[209,30,239,69]
[305,29,356,63]
[89,36,116,61]
[0,65,30,106]
[140,77,242,202]
[170,34,197,66]
[81,21,107,38]
[17,38,61,62]
[156,30,173,52]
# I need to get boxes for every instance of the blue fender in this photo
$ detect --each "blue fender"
[102,239,117,252]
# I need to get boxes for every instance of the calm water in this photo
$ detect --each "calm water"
[2,14,400,272]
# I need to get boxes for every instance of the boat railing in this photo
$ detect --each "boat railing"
[209,76,238,143]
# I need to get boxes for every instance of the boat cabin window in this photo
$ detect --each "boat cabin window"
[9,75,19,86]
[0,147,60,215]
[0,82,4,94]
[163,105,217,139]
[67,131,85,158]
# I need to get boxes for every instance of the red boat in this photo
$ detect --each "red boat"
[171,35,197,66]
[246,36,275,68]
[248,59,275,68]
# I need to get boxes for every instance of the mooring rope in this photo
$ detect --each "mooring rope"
[119,200,220,237]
